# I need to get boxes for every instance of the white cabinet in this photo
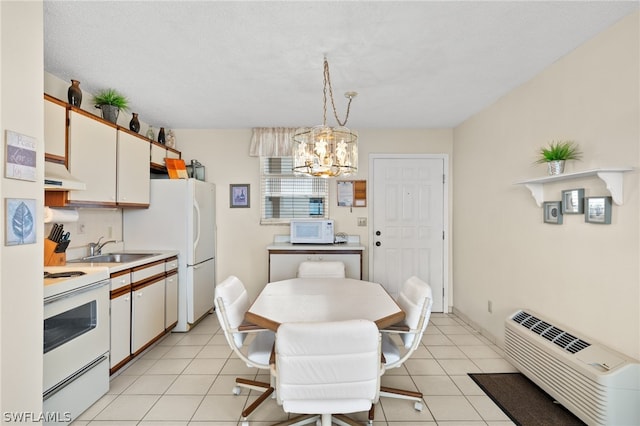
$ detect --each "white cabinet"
[44,96,67,161]
[151,141,181,171]
[165,271,178,330]
[268,247,363,281]
[110,291,131,370]
[67,110,117,206]
[117,130,150,206]
[131,276,165,355]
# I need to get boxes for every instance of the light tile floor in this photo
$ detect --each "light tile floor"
[72,313,519,426]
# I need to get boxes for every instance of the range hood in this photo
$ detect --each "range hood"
[44,161,86,191]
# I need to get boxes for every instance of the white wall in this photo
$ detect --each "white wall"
[0,0,44,416]
[452,12,639,359]
[176,128,453,299]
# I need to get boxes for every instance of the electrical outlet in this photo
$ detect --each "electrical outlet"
[488,300,493,313]
[77,222,85,235]
[357,217,367,226]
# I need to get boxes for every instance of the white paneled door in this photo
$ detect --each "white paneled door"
[370,155,447,312]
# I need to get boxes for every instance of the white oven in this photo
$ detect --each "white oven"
[43,267,110,425]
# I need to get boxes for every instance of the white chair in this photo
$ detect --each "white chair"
[214,275,276,426]
[272,319,383,426]
[296,261,346,278]
[380,276,433,412]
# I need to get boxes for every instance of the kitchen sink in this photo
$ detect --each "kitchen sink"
[68,253,158,263]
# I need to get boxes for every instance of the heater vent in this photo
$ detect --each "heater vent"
[511,310,590,354]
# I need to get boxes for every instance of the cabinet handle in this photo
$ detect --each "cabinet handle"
[137,292,143,297]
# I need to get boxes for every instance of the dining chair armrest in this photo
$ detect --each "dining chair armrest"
[238,321,268,332]
[383,321,410,332]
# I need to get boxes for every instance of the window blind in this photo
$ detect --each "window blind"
[260,157,329,224]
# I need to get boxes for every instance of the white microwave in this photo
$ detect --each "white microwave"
[290,219,334,244]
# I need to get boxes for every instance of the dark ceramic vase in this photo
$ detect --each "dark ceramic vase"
[67,79,82,107]
[158,127,166,144]
[129,113,140,133]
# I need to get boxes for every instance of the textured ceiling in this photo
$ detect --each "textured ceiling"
[44,1,638,130]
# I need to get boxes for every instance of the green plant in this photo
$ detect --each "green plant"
[535,140,582,163]
[92,88,129,111]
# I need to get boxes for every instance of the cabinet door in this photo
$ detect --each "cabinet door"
[165,271,178,330]
[269,252,362,281]
[150,142,167,168]
[117,130,150,206]
[131,278,165,354]
[67,111,117,205]
[110,291,131,369]
[44,97,67,160]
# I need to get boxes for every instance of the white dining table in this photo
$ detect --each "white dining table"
[244,277,405,331]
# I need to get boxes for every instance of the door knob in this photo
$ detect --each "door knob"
[375,241,381,246]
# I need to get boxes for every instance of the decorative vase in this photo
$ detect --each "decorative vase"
[99,104,119,124]
[158,127,166,145]
[146,125,155,141]
[165,129,175,148]
[129,113,140,133]
[67,79,82,107]
[547,160,565,175]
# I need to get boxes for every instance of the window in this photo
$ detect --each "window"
[260,157,329,224]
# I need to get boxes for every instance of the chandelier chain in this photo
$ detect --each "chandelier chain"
[323,58,353,128]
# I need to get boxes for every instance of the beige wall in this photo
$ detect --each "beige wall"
[176,128,453,300]
[1,0,44,415]
[452,12,639,359]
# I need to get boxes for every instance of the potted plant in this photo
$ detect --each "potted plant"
[93,88,129,124]
[535,140,582,175]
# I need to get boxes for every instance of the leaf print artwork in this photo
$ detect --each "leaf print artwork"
[5,198,36,246]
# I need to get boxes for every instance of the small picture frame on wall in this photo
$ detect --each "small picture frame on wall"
[585,196,612,224]
[561,188,585,214]
[230,184,250,208]
[543,201,563,224]
[5,198,36,246]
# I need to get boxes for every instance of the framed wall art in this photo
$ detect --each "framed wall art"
[561,188,585,214]
[5,198,36,245]
[543,201,563,224]
[5,130,37,182]
[230,184,250,208]
[585,196,612,224]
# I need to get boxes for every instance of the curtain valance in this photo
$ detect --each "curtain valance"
[249,127,297,157]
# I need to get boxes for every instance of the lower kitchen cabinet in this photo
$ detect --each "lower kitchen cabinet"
[110,289,131,370]
[131,276,165,355]
[165,270,178,330]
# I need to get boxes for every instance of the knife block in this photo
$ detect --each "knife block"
[44,239,65,266]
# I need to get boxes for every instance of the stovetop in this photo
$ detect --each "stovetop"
[44,266,110,299]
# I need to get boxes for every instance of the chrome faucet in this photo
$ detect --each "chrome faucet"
[88,236,116,256]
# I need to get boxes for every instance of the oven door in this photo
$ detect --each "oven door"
[43,279,110,393]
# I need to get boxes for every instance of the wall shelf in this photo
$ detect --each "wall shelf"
[515,168,633,206]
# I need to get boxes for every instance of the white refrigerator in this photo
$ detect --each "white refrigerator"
[123,178,216,332]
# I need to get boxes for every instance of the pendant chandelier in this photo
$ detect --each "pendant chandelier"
[292,58,358,178]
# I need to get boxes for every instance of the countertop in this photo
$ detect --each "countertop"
[267,242,365,251]
[62,250,179,274]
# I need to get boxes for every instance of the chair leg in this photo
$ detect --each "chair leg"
[270,414,319,426]
[379,385,424,411]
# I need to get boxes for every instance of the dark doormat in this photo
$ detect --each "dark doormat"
[468,373,586,426]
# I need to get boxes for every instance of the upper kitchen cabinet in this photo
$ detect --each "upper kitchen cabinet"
[151,141,181,172]
[117,130,150,206]
[67,109,118,206]
[44,95,67,162]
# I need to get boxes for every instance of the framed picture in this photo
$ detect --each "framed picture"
[585,196,612,224]
[561,188,585,214]
[230,184,250,208]
[543,201,563,224]
[5,198,36,245]
[5,130,37,182]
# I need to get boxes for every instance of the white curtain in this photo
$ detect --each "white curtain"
[249,127,298,157]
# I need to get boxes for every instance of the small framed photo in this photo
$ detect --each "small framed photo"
[543,201,563,224]
[585,196,612,224]
[561,188,585,214]
[5,130,37,182]
[230,184,250,208]
[5,198,36,245]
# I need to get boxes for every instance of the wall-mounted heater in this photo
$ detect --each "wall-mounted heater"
[504,309,639,426]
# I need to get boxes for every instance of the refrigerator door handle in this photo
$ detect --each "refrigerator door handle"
[193,198,201,252]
